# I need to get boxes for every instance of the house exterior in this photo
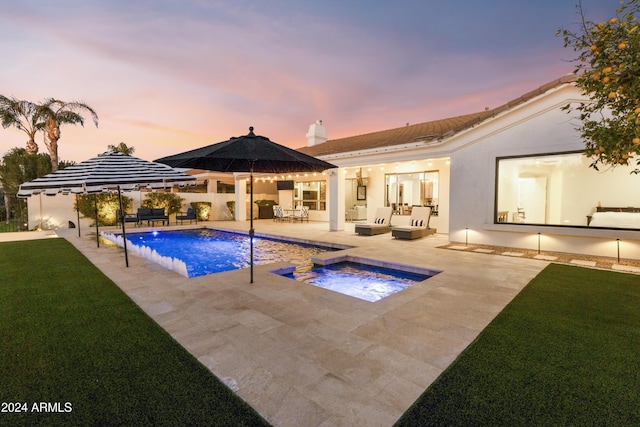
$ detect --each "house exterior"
[299,74,640,260]
[24,74,640,260]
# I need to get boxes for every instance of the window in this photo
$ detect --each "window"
[496,151,640,229]
[294,181,326,210]
[385,171,439,215]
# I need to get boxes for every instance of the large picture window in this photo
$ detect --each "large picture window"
[496,151,640,229]
[385,171,439,215]
[294,181,326,211]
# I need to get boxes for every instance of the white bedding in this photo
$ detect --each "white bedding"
[589,211,640,228]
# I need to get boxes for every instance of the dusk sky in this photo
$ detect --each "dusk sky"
[0,0,612,163]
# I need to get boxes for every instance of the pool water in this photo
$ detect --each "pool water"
[284,261,436,302]
[104,228,338,278]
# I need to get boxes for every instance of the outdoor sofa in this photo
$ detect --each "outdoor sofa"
[137,208,169,226]
[355,207,393,235]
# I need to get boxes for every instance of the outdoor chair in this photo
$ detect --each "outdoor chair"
[116,209,139,227]
[292,205,309,222]
[391,206,436,240]
[176,207,197,225]
[354,207,393,235]
[273,205,290,222]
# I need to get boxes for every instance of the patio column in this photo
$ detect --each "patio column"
[328,167,345,231]
[235,176,247,221]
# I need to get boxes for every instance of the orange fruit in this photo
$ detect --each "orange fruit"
[590,45,598,51]
[608,92,617,99]
[633,138,640,145]
[610,17,618,24]
[618,42,626,49]
[603,76,610,83]
[634,107,640,114]
[603,66,613,73]
[622,153,629,159]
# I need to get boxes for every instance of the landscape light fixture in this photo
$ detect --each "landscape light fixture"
[538,232,541,254]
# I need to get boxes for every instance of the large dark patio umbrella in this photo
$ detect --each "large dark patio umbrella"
[155,126,337,283]
[18,151,196,266]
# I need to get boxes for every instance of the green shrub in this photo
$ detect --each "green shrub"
[141,192,183,215]
[190,201,212,220]
[75,194,132,226]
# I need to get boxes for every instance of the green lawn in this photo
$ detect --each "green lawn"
[396,263,640,426]
[3,239,640,426]
[0,239,270,427]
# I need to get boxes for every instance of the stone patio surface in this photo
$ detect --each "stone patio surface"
[42,221,548,426]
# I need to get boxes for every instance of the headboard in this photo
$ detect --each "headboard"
[596,207,640,213]
[587,206,640,227]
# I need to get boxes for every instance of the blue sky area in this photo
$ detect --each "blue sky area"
[0,0,613,162]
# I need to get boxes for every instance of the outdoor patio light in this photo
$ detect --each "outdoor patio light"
[617,238,621,263]
[538,232,541,254]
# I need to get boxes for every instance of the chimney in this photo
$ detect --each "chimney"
[306,119,328,146]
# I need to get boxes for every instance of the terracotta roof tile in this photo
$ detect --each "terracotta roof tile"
[298,74,578,157]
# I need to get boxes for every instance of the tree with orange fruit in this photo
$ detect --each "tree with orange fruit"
[558,0,640,172]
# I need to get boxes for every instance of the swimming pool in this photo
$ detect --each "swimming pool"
[279,258,440,302]
[101,228,343,278]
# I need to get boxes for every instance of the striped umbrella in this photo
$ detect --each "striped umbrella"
[18,151,196,266]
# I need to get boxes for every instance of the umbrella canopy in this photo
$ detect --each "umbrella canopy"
[18,151,196,197]
[155,127,337,283]
[18,151,196,266]
[154,126,336,173]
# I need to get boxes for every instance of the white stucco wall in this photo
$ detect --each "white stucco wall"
[448,83,640,258]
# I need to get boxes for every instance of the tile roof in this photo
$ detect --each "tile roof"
[298,74,578,157]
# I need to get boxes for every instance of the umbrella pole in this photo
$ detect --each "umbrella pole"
[117,186,129,267]
[94,194,100,247]
[75,195,81,238]
[249,165,254,284]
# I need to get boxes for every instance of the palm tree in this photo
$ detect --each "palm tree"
[0,95,42,155]
[39,98,99,171]
[107,142,135,155]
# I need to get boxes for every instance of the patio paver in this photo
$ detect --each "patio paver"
[55,221,547,427]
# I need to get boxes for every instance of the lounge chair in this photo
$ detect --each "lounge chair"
[355,207,393,235]
[176,207,197,224]
[391,206,436,240]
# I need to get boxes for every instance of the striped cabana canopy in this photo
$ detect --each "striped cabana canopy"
[18,151,196,197]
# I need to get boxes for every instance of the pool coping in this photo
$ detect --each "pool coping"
[308,252,442,277]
